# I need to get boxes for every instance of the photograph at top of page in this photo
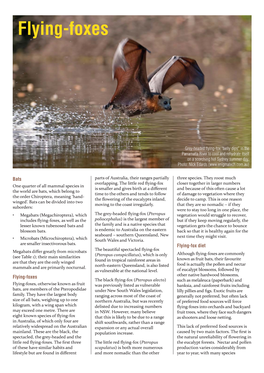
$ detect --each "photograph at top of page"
[13,16,251,168]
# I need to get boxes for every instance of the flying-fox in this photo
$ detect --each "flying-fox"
[103,38,204,117]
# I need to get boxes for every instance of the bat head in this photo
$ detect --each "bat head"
[158,95,172,111]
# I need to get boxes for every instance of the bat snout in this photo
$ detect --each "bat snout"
[165,105,172,111]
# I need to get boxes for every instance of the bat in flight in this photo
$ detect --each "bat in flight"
[103,38,204,117]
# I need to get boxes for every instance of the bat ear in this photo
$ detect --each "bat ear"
[170,97,173,100]
[158,95,162,99]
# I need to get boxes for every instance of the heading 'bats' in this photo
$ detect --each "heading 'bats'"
[103,38,204,117]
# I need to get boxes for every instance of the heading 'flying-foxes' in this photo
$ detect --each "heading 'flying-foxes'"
[103,38,204,117]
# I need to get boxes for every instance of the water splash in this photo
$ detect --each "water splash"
[188,103,205,145]
[13,104,141,136]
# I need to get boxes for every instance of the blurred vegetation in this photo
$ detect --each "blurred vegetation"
[13,15,251,64]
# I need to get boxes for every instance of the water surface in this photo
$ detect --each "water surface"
[13,60,251,168]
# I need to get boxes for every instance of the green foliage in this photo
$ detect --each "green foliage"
[242,26,251,52]
[240,16,251,22]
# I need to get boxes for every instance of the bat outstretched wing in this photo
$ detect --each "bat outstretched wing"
[148,56,204,94]
[108,38,151,106]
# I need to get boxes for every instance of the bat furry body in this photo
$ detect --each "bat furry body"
[104,38,204,117]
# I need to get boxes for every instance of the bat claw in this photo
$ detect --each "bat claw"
[103,103,111,110]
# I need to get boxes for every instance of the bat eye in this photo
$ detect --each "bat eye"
[164,101,168,105]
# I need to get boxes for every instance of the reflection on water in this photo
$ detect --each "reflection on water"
[13,61,251,168]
